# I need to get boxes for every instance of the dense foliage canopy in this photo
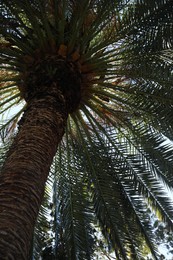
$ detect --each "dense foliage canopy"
[1,0,173,259]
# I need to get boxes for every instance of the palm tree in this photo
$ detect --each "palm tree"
[0,0,173,259]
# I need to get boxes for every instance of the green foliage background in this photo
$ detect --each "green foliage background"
[0,0,173,259]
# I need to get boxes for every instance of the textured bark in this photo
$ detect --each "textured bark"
[0,90,68,259]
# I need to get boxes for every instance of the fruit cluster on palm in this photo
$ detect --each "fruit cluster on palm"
[0,0,173,259]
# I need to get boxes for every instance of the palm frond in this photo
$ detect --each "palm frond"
[31,180,53,260]
[50,134,95,259]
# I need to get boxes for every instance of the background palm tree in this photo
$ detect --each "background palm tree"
[0,0,173,259]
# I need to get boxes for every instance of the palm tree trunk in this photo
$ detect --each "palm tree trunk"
[0,89,68,259]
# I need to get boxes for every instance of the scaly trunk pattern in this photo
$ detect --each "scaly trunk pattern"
[0,89,68,259]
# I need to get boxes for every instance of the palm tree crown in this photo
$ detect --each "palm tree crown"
[1,0,173,259]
